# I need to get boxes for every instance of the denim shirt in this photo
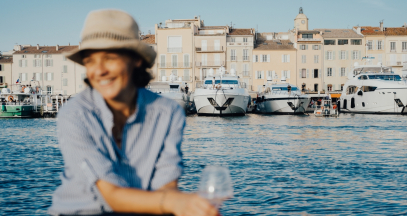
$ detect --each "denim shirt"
[49,87,185,215]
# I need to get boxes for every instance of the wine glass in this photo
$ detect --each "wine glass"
[198,166,233,208]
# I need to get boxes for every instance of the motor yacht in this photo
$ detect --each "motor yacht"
[255,77,310,114]
[193,68,250,116]
[339,64,407,114]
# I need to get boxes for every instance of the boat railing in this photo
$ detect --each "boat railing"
[1,101,32,106]
[149,88,182,93]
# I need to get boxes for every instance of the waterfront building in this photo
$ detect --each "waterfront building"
[154,17,201,89]
[383,24,407,75]
[252,37,297,92]
[11,44,86,95]
[194,25,228,88]
[0,55,13,90]
[314,28,364,92]
[355,23,386,67]
[226,28,256,90]
[141,34,158,78]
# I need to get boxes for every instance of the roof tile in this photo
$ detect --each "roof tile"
[13,46,78,54]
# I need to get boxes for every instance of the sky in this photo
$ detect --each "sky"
[1,0,406,52]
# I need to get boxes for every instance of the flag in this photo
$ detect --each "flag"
[16,78,20,83]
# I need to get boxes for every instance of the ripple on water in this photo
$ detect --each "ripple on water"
[1,114,407,215]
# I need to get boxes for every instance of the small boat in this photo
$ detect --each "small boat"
[0,87,35,118]
[147,76,189,112]
[255,77,310,114]
[314,99,338,117]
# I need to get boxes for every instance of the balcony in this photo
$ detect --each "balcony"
[228,56,250,62]
[242,56,250,61]
[297,38,321,42]
[227,42,252,46]
[195,61,225,67]
[242,71,250,77]
[195,46,224,52]
[390,49,396,53]
[167,47,182,53]
[157,62,191,68]
[387,61,403,66]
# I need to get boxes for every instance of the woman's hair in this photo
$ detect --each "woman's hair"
[83,49,153,88]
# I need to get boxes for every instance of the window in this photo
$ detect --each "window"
[282,54,290,63]
[34,73,41,81]
[301,69,306,78]
[201,54,207,66]
[302,55,306,63]
[327,84,332,91]
[171,69,177,77]
[243,64,249,76]
[33,59,42,67]
[402,42,407,52]
[300,45,307,50]
[243,49,249,61]
[0,64,2,71]
[63,78,68,86]
[183,69,190,81]
[160,55,166,67]
[302,34,313,39]
[214,40,220,51]
[314,55,319,63]
[262,54,267,62]
[22,55,26,58]
[46,72,54,81]
[341,84,344,91]
[341,67,346,76]
[243,38,248,42]
[340,51,346,60]
[351,39,362,45]
[168,36,182,52]
[313,69,318,78]
[231,38,235,42]
[231,49,236,61]
[378,40,383,50]
[46,86,53,94]
[327,68,332,76]
[171,54,178,67]
[361,86,377,92]
[45,54,52,58]
[21,73,27,81]
[324,40,335,45]
[314,84,318,92]
[19,60,28,67]
[62,65,68,73]
[390,42,396,52]
[160,70,165,81]
[326,51,333,60]
[0,76,3,83]
[282,70,290,78]
[183,54,189,67]
[256,71,263,79]
[367,40,373,50]
[45,59,53,67]
[312,45,320,50]
[214,54,220,66]
[63,56,67,61]
[352,50,359,60]
[253,55,258,62]
[338,39,348,45]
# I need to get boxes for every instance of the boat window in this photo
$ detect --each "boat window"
[367,75,402,81]
[205,80,212,84]
[346,85,358,95]
[361,86,377,92]
[169,85,179,89]
[221,80,238,84]
[272,87,298,91]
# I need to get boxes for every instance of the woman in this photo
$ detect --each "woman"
[49,10,218,216]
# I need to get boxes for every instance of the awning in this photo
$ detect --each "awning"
[330,93,341,98]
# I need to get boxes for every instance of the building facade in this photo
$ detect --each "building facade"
[384,26,407,75]
[0,56,13,89]
[12,44,86,95]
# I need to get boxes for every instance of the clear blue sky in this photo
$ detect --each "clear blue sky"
[1,0,406,52]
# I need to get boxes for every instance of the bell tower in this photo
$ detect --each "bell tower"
[294,7,308,31]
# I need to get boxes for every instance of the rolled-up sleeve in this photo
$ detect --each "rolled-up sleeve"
[58,109,127,188]
[150,105,186,190]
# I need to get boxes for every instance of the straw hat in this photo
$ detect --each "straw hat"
[66,9,156,67]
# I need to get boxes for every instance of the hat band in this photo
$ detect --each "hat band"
[82,31,134,42]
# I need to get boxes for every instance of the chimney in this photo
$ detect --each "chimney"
[357,26,361,34]
[68,42,70,46]
[37,44,39,50]
[56,44,59,51]
[380,21,384,31]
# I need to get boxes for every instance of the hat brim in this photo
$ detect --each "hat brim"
[65,39,156,68]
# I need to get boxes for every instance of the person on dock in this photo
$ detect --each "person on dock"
[49,9,218,216]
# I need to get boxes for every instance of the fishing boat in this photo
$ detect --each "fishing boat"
[0,87,35,117]
[193,68,250,116]
[255,77,310,114]
[339,63,407,114]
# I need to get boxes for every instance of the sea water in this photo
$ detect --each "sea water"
[1,114,407,215]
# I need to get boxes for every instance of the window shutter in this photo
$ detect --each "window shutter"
[259,55,263,62]
[333,68,336,77]
[287,55,290,62]
[319,45,321,50]
[299,69,302,78]
[50,60,53,67]
[358,51,361,60]
[325,51,328,60]
[351,51,355,60]
[306,69,309,78]
[319,69,322,78]
[325,68,328,77]
[51,73,54,81]
[346,51,349,60]
[325,84,328,91]
[33,60,36,67]
[19,60,22,67]
[381,40,384,50]
[282,55,284,62]
[267,54,270,62]
[373,40,376,50]
[332,84,335,91]
[261,71,264,79]
[287,70,290,78]
[306,45,308,50]
[333,51,336,60]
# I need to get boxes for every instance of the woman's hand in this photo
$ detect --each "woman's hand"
[164,191,219,216]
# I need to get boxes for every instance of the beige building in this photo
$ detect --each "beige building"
[12,44,86,95]
[384,25,407,75]
[294,7,308,31]
[154,18,202,89]
[0,55,13,89]
[226,28,255,90]
[194,26,228,88]
[315,29,364,92]
[295,30,323,92]
[252,39,297,92]
[141,34,158,78]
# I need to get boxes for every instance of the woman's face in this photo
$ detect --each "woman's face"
[82,50,141,101]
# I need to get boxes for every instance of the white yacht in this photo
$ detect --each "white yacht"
[255,78,310,114]
[147,75,188,111]
[193,69,250,116]
[339,64,407,114]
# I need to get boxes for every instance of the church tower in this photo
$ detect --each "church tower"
[294,7,308,31]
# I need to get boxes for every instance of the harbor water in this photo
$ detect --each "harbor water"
[1,114,407,215]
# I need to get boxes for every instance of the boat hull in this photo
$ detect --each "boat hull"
[256,96,310,114]
[0,105,34,118]
[194,93,249,116]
